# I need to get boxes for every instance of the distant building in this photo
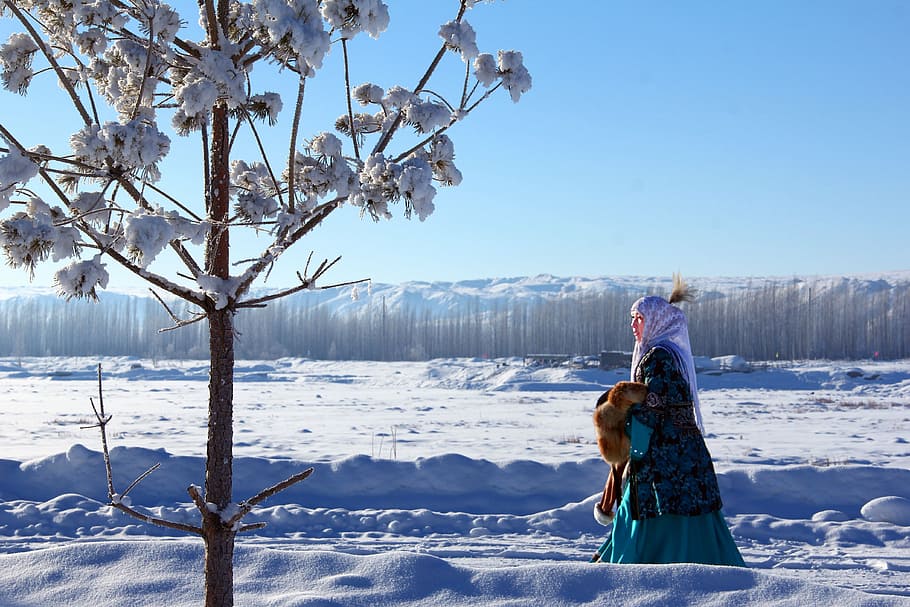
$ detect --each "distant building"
[524,354,572,367]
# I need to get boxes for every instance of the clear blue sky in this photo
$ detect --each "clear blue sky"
[1,0,908,290]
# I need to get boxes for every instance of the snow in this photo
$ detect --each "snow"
[439,20,480,61]
[0,143,38,210]
[497,50,533,103]
[53,255,110,301]
[0,356,908,605]
[862,497,910,527]
[123,208,177,269]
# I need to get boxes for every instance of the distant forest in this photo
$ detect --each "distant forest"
[1,279,907,361]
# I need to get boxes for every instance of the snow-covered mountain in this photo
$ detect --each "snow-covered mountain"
[2,270,908,316]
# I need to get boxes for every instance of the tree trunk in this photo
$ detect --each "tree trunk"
[204,102,235,607]
[204,306,235,607]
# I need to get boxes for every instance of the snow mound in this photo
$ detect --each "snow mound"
[860,496,910,526]
[0,542,906,607]
[811,510,851,522]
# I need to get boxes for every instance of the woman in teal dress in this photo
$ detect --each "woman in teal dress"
[593,276,745,566]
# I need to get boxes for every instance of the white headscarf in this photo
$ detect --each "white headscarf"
[630,295,705,433]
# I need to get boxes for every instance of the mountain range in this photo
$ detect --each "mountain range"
[2,271,909,316]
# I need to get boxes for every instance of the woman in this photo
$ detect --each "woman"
[593,275,745,566]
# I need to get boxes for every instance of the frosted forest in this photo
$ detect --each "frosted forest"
[1,272,908,361]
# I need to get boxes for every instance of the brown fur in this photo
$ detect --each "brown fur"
[593,381,648,464]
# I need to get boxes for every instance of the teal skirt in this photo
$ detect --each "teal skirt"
[597,485,746,566]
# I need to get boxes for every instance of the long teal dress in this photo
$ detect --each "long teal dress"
[599,345,745,566]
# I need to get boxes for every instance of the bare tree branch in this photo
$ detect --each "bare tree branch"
[342,39,361,162]
[242,109,285,208]
[110,502,204,536]
[224,467,315,530]
[238,254,369,308]
[85,364,203,536]
[286,75,306,215]
[149,288,184,324]
[122,463,162,499]
[148,285,208,332]
[84,364,115,498]
[158,313,207,333]
[230,194,345,299]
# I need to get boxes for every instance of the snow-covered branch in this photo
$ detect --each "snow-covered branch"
[1,0,530,305]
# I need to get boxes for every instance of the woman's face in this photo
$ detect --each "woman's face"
[631,311,645,343]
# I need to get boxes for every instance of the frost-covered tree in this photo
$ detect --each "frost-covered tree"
[0,0,530,604]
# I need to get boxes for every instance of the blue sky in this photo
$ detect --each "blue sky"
[1,0,908,290]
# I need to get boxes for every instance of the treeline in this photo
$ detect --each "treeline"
[1,279,907,361]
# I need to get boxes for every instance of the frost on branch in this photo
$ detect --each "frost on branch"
[349,153,437,222]
[348,84,452,136]
[473,50,532,101]
[90,39,165,117]
[0,145,39,212]
[288,133,356,210]
[70,191,114,226]
[497,50,532,102]
[110,493,132,507]
[439,20,479,61]
[0,211,55,277]
[0,32,39,94]
[473,53,498,87]
[247,92,283,126]
[231,160,281,224]
[353,83,384,106]
[384,85,416,108]
[197,274,240,310]
[122,207,206,266]
[140,3,182,44]
[54,254,110,301]
[425,135,463,186]
[0,0,530,299]
[72,0,129,32]
[123,208,175,268]
[350,154,398,220]
[334,112,384,143]
[403,99,452,134]
[321,0,390,40]
[0,198,81,278]
[232,0,331,72]
[398,157,436,221]
[166,211,210,245]
[172,48,249,133]
[70,119,171,182]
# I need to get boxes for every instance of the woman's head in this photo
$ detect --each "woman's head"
[630,295,686,346]
[630,275,696,346]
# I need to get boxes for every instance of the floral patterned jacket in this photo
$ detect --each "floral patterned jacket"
[626,345,723,520]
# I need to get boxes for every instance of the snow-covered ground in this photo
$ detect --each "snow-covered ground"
[0,356,908,606]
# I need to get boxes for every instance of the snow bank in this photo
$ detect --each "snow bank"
[861,496,910,526]
[0,542,904,607]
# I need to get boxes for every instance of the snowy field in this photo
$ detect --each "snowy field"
[0,356,908,606]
